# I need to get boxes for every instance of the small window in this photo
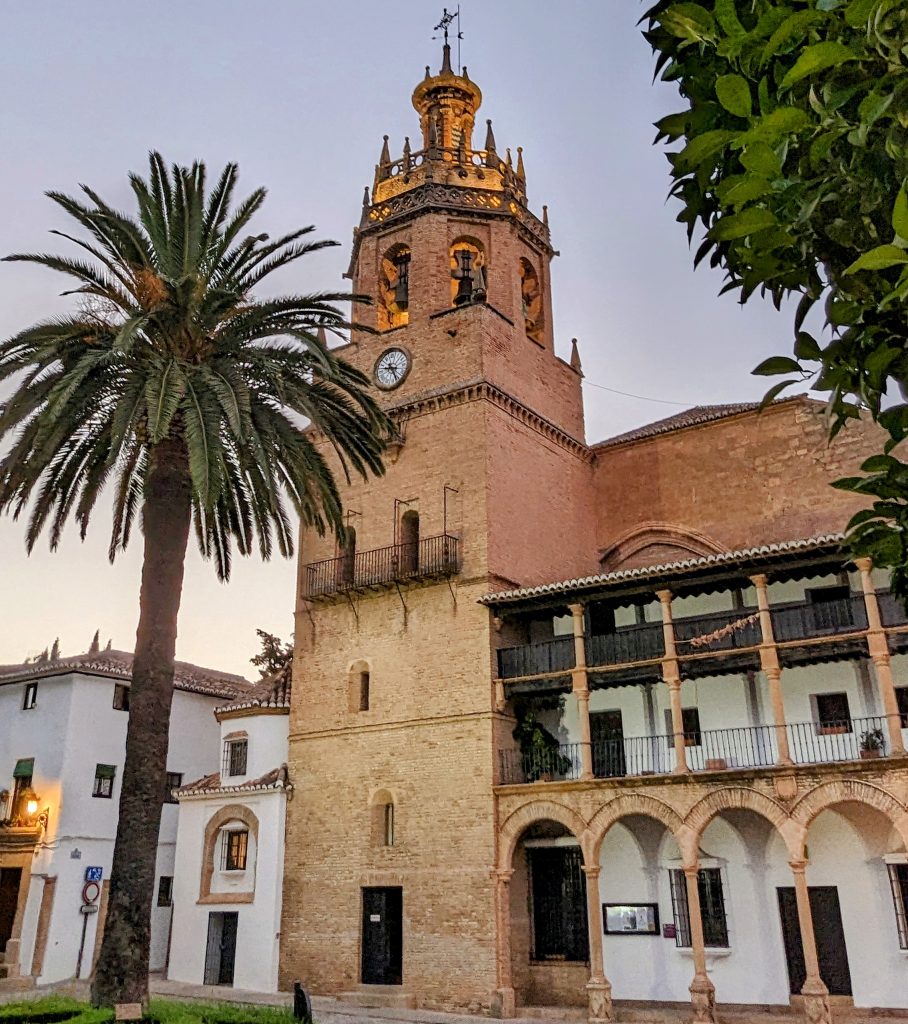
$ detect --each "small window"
[349,663,371,713]
[11,760,34,822]
[222,739,248,777]
[889,863,908,950]
[664,707,702,747]
[896,687,908,729]
[221,829,249,871]
[22,682,38,710]
[112,684,130,712]
[669,868,729,948]
[164,772,183,804]
[93,764,116,799]
[157,876,174,907]
[384,802,395,847]
[814,692,852,734]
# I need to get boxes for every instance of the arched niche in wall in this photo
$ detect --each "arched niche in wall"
[378,243,411,331]
[519,258,544,343]
[348,659,371,713]
[450,237,486,308]
[370,788,397,848]
[199,803,260,904]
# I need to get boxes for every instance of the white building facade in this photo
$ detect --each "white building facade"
[167,668,290,993]
[0,648,249,990]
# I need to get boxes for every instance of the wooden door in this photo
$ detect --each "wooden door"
[361,887,403,985]
[0,868,22,951]
[591,709,626,778]
[777,887,852,996]
[203,911,238,986]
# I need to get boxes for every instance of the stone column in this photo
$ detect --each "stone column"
[750,574,793,765]
[570,602,594,780]
[657,590,688,774]
[683,865,716,1024]
[492,869,516,1018]
[855,558,906,755]
[789,860,831,1024]
[582,865,613,1024]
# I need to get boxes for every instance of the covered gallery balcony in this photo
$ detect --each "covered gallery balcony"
[485,536,908,788]
[301,534,460,599]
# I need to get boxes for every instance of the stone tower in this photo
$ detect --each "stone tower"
[281,42,598,1011]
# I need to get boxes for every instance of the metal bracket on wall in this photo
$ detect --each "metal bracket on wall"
[394,581,409,629]
[345,590,360,628]
[446,576,457,607]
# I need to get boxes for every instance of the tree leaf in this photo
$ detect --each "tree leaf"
[716,75,752,118]
[740,142,782,178]
[844,0,880,27]
[673,130,735,174]
[759,379,798,407]
[844,244,908,273]
[893,181,908,242]
[794,331,822,360]
[753,355,803,376]
[710,207,779,240]
[781,42,857,89]
[659,3,717,43]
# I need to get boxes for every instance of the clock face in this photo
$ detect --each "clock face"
[374,347,411,390]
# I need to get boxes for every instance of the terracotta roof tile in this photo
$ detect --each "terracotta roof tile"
[592,396,813,450]
[176,764,291,798]
[0,649,252,701]
[215,663,291,715]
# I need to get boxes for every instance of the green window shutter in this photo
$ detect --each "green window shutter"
[13,758,35,778]
[95,764,116,779]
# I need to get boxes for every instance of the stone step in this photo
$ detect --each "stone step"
[517,1008,586,1022]
[336,988,417,1010]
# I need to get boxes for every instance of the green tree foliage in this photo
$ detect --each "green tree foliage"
[643,0,908,591]
[0,153,389,1006]
[250,628,293,678]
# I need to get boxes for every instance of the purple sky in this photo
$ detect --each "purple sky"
[0,2,798,677]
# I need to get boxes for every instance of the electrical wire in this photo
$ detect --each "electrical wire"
[582,378,696,407]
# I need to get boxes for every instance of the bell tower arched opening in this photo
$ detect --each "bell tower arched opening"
[379,244,411,331]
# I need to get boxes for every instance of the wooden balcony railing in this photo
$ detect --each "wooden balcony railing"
[302,534,460,598]
[496,592,908,684]
[497,716,897,785]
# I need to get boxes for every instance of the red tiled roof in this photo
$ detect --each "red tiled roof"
[176,764,291,798]
[215,663,291,716]
[592,396,813,450]
[0,649,252,701]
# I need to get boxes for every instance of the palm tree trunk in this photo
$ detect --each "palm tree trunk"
[91,436,192,1008]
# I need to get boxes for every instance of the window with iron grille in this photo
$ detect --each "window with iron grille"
[888,863,908,949]
[669,868,729,948]
[896,688,908,729]
[164,772,183,804]
[92,764,116,799]
[157,875,174,907]
[528,846,589,961]
[22,682,38,710]
[222,738,247,777]
[221,829,249,871]
[112,684,130,712]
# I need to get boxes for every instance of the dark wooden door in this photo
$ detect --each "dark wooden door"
[777,887,852,996]
[591,710,626,778]
[0,869,22,950]
[203,911,238,986]
[361,887,403,985]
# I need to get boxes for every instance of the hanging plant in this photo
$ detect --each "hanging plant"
[512,695,573,781]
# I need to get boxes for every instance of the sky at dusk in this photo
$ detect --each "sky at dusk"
[0,2,802,678]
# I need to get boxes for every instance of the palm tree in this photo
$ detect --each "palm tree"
[0,153,388,1007]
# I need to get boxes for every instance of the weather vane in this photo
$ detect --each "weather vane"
[433,6,464,73]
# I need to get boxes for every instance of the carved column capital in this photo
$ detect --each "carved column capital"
[788,858,808,875]
[655,588,673,606]
[493,868,514,883]
[854,556,873,573]
[581,864,601,880]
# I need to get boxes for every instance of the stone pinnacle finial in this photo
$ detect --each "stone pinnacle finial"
[362,186,370,207]
[485,119,497,156]
[441,42,453,75]
[462,65,469,80]
[89,629,100,655]
[380,135,391,166]
[316,325,328,346]
[506,148,513,169]
[425,65,431,79]
[516,146,526,181]
[403,137,412,171]
[570,338,583,376]
[543,205,550,227]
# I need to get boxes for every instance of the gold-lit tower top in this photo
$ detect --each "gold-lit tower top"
[370,41,528,208]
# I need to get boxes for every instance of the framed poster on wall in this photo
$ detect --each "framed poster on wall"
[603,903,660,935]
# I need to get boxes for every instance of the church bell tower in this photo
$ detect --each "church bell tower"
[282,35,598,1011]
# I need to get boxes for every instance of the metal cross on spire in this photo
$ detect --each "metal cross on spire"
[433,6,463,73]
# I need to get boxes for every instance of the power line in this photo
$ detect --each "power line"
[582,378,696,407]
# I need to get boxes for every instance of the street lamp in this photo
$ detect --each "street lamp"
[21,788,49,831]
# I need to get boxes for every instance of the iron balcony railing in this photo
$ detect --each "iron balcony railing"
[302,534,460,598]
[498,716,896,784]
[495,591,908,683]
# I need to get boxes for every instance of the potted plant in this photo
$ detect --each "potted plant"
[860,728,885,760]
[512,697,573,782]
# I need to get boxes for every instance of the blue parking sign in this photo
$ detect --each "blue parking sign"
[85,866,103,883]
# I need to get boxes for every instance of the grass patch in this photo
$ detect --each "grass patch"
[0,999,297,1024]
